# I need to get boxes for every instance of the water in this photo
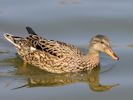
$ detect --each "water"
[0,0,133,100]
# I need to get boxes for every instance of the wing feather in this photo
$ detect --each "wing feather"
[26,26,37,35]
[26,34,81,58]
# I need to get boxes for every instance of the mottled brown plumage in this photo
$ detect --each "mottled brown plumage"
[4,27,119,73]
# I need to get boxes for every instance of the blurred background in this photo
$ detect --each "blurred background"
[0,0,133,46]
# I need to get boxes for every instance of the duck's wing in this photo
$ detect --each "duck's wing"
[44,40,82,58]
[26,34,82,58]
[25,26,82,58]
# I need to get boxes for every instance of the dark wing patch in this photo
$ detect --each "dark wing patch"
[26,26,37,35]
[26,38,61,58]
[26,34,42,41]
[36,44,42,50]
[35,42,62,58]
[26,34,81,58]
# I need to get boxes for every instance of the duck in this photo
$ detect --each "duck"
[4,27,119,73]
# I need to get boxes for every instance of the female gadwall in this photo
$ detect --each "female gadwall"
[4,27,119,73]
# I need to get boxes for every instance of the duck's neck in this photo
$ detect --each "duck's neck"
[85,48,100,67]
[88,48,99,57]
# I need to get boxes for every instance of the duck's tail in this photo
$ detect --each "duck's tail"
[4,33,23,48]
[4,27,38,48]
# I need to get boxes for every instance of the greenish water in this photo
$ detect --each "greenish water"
[0,0,133,100]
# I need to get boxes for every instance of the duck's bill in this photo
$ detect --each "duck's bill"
[105,48,119,60]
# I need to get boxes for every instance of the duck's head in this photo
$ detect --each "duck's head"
[89,35,119,60]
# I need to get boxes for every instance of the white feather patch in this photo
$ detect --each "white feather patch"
[30,47,36,51]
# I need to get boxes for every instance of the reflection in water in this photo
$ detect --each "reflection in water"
[20,67,118,92]
[0,53,118,92]
[128,45,133,48]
